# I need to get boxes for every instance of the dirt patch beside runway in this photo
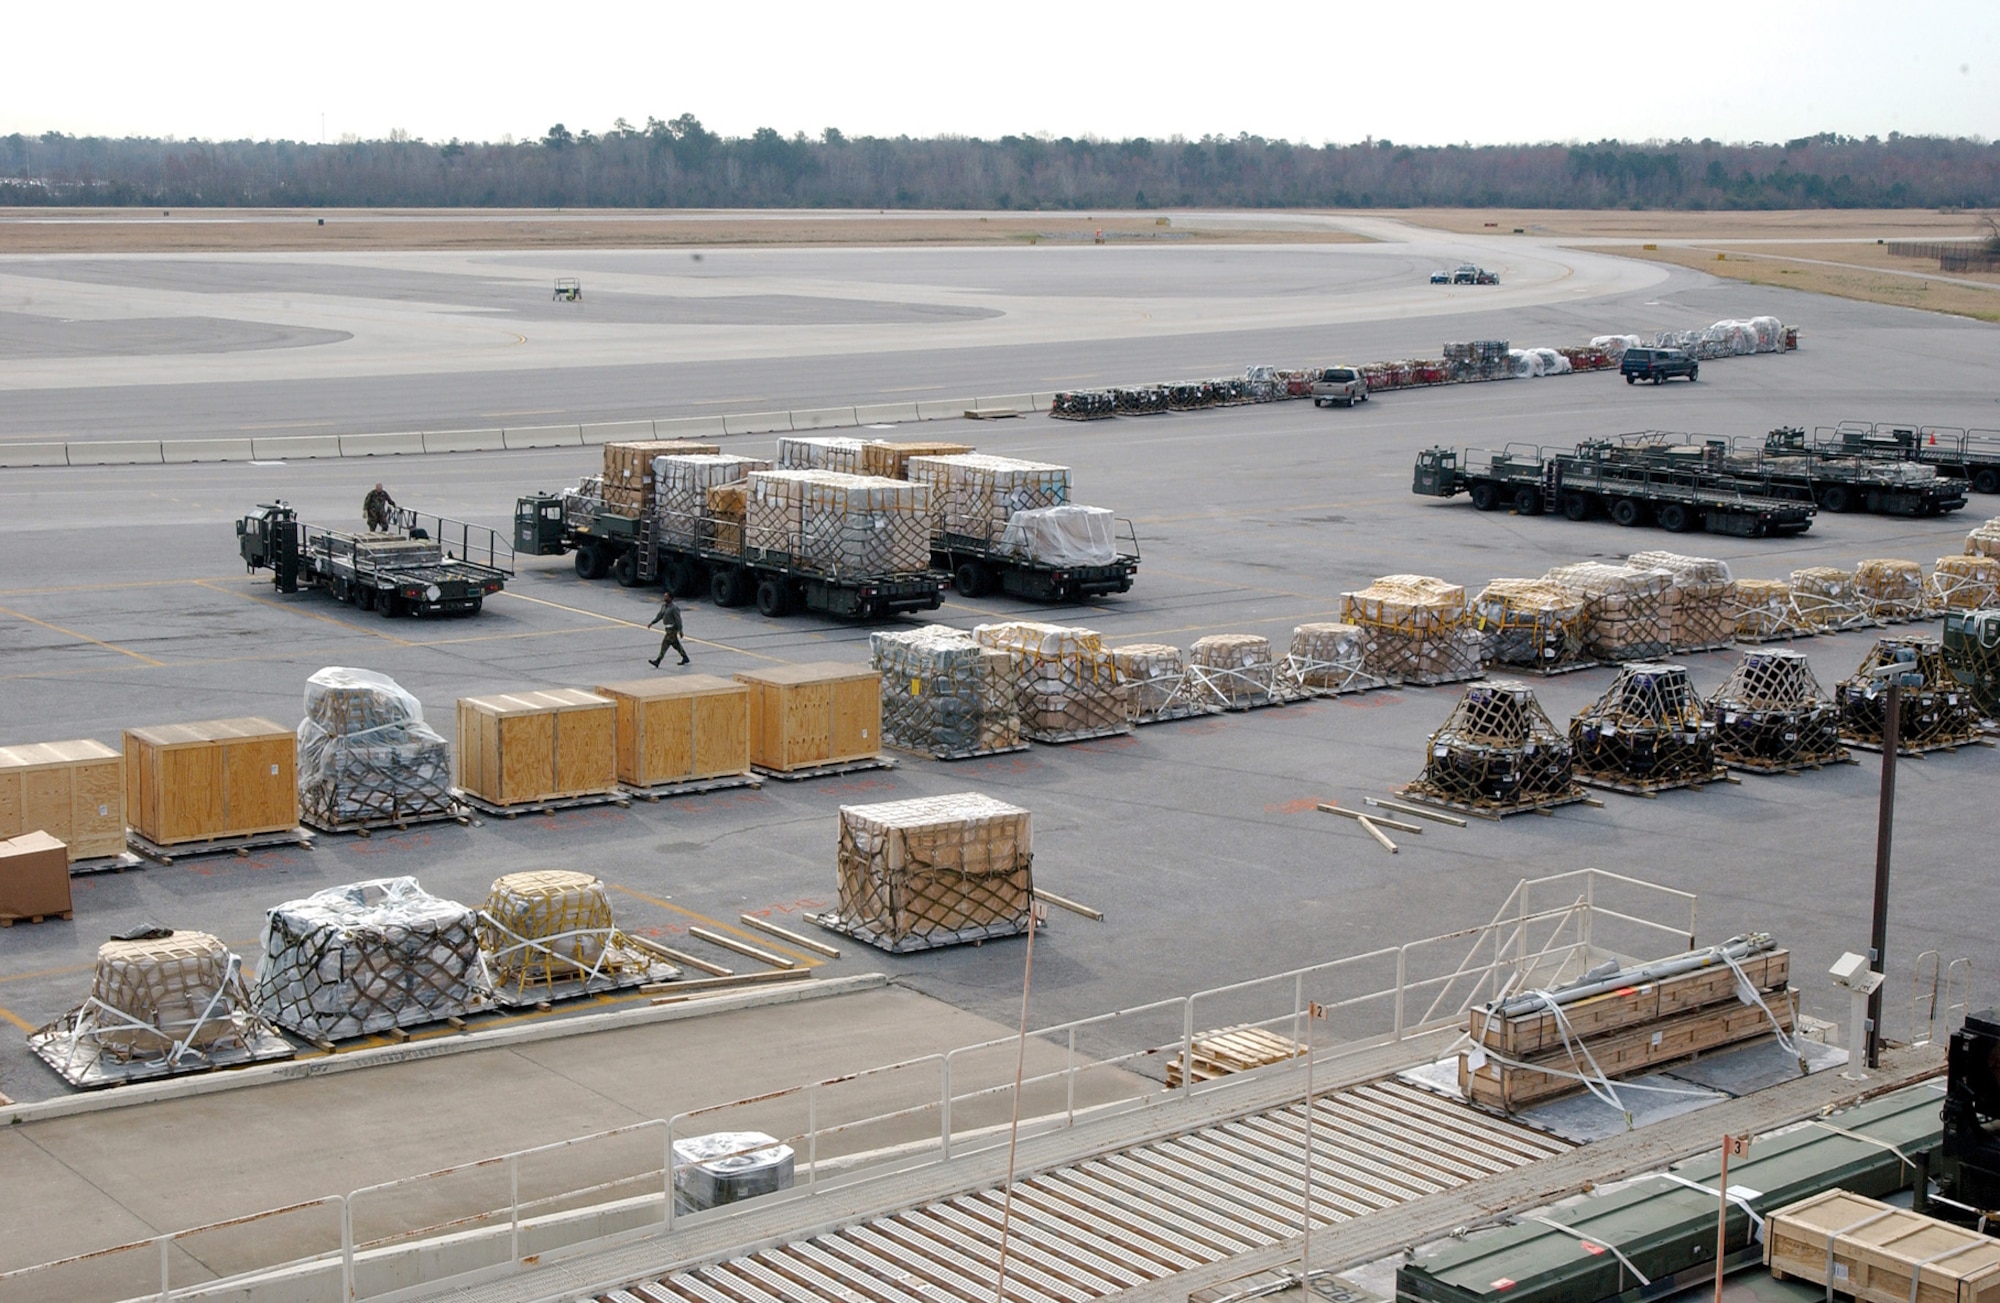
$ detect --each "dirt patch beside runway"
[1394,208,1991,240]
[1605,242,2000,322]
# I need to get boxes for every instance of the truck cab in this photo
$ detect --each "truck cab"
[1412,447,1461,496]
[515,493,569,556]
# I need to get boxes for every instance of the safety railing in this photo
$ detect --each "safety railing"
[393,507,516,574]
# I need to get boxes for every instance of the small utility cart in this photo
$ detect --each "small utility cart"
[553,277,582,302]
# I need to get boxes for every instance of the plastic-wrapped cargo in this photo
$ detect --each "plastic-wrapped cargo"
[255,877,491,1040]
[1838,636,1984,753]
[297,667,455,831]
[974,621,1129,741]
[1569,663,1723,792]
[600,440,722,517]
[1708,649,1848,773]
[775,436,869,474]
[1283,623,1376,695]
[1854,559,1926,621]
[1342,574,1483,685]
[479,870,668,1001]
[563,474,606,528]
[672,1132,796,1212]
[1472,579,1590,673]
[1627,551,1734,652]
[1112,643,1205,723]
[653,454,771,548]
[1732,578,1809,642]
[1507,348,1572,378]
[1926,555,2000,612]
[1963,517,2000,560]
[905,453,1071,544]
[870,625,1022,759]
[1185,634,1281,709]
[1789,566,1867,632]
[1589,334,1644,360]
[1405,681,1583,815]
[823,793,1034,952]
[1543,562,1676,662]
[743,470,931,577]
[998,505,1117,566]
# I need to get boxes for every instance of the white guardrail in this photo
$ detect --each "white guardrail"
[0,869,1697,1303]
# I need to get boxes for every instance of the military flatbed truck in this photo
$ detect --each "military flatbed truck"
[514,488,946,621]
[932,521,1141,601]
[1726,427,1968,515]
[1413,441,1816,537]
[237,502,511,615]
[1817,421,2000,496]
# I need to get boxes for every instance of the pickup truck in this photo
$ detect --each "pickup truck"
[1621,347,1699,384]
[1310,366,1370,408]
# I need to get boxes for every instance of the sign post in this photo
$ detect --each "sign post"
[1716,1133,1751,1303]
[1302,1000,1327,1275]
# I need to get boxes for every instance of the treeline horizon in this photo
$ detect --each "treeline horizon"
[4,119,1998,211]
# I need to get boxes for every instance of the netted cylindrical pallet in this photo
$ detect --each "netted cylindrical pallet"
[1962,516,2000,560]
[826,793,1033,953]
[1854,559,1926,622]
[1542,562,1676,662]
[774,436,869,474]
[255,877,491,1041]
[1050,391,1117,420]
[1942,609,2000,719]
[1627,551,1734,652]
[1927,555,2000,613]
[1184,634,1281,709]
[1707,650,1849,772]
[1569,663,1722,791]
[297,667,456,830]
[1471,579,1591,674]
[743,470,931,576]
[1282,623,1377,695]
[1405,681,1583,814]
[973,621,1129,742]
[1112,643,1208,723]
[1788,567,1868,632]
[905,454,1071,545]
[479,870,651,998]
[653,454,771,548]
[1111,386,1170,415]
[1730,578,1811,642]
[871,625,1022,758]
[1836,636,1985,753]
[1342,575,1484,686]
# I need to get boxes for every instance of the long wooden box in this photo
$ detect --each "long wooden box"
[0,738,126,860]
[736,664,882,772]
[1767,1190,2000,1303]
[456,689,616,806]
[595,676,751,787]
[1471,950,1790,1058]
[124,719,298,846]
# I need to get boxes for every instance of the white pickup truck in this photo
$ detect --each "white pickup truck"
[1310,366,1369,408]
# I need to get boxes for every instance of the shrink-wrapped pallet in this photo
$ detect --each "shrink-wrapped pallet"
[1855,559,1926,622]
[828,793,1033,952]
[1928,555,2000,612]
[1283,623,1374,695]
[653,454,771,548]
[870,626,1022,759]
[998,505,1117,566]
[1542,562,1676,662]
[479,870,661,997]
[1790,566,1867,632]
[1472,579,1590,673]
[973,621,1129,742]
[600,440,722,517]
[255,877,491,1040]
[1627,551,1734,652]
[298,667,455,830]
[776,436,869,474]
[906,453,1070,544]
[1113,644,1202,723]
[1341,575,1484,685]
[860,441,973,481]
[743,470,931,577]
[1964,516,2000,559]
[1185,634,1280,709]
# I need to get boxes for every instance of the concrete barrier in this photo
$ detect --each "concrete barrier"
[67,440,164,465]
[789,405,860,431]
[914,399,966,422]
[1030,393,1060,412]
[580,419,657,445]
[421,428,507,454]
[853,402,922,426]
[972,393,1036,415]
[653,415,729,442]
[162,438,255,464]
[723,410,795,437]
[0,442,74,468]
[339,431,425,457]
[502,424,584,450]
[251,435,343,461]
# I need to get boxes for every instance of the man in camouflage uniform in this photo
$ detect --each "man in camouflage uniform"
[648,591,690,667]
[362,483,396,532]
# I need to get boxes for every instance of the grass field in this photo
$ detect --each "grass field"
[1394,207,1994,240]
[1602,242,2000,323]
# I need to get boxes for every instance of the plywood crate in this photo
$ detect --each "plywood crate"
[0,738,126,860]
[860,440,974,481]
[1767,1190,2000,1303]
[1471,949,1789,1058]
[124,719,298,846]
[456,689,616,806]
[735,663,882,772]
[595,676,752,787]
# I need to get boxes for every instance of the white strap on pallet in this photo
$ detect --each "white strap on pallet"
[1655,1172,1766,1241]
[1527,1215,1651,1287]
[1805,1120,1918,1172]
[1826,1211,1900,1303]
[1906,1241,1990,1303]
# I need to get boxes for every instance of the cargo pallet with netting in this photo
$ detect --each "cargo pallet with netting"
[297,667,465,836]
[127,825,315,865]
[1570,663,1729,795]
[1837,636,1990,756]
[810,793,1035,954]
[1182,634,1298,711]
[1854,558,1929,624]
[1729,578,1818,644]
[1048,391,1116,420]
[1280,623,1390,696]
[1113,386,1170,415]
[1472,579,1596,676]
[1398,681,1589,818]
[974,621,1132,744]
[1627,550,1735,652]
[1708,650,1854,774]
[1342,575,1486,687]
[872,626,1027,761]
[479,871,680,1008]
[31,931,295,1089]
[1110,644,1220,725]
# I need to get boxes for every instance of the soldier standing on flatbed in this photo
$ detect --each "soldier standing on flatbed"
[648,591,690,667]
[362,483,396,532]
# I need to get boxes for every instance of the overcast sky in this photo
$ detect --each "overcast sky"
[9,2,1995,148]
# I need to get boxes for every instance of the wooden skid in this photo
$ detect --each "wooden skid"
[1048,410,1116,422]
[1392,785,1592,821]
[1577,766,1731,796]
[753,756,897,782]
[805,909,1031,954]
[1129,702,1224,725]
[1472,951,1790,1059]
[67,851,146,877]
[1843,735,1993,756]
[890,741,1032,762]
[127,826,314,863]
[618,772,763,801]
[0,909,73,927]
[1020,723,1132,745]
[300,803,469,835]
[1489,658,1602,677]
[487,960,680,1009]
[1163,1025,1306,1088]
[453,788,629,818]
[29,1023,296,1089]
[1721,751,1859,775]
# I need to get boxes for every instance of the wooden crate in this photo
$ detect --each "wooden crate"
[456,689,617,806]
[124,719,298,846]
[594,676,751,787]
[735,664,882,772]
[0,739,126,860]
[1767,1190,2000,1303]
[1471,950,1790,1058]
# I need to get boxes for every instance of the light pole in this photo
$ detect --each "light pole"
[1864,649,1921,1070]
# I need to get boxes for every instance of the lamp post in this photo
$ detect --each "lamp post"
[1865,650,1921,1071]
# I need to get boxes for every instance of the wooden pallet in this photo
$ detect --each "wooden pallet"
[300,804,470,836]
[1164,1025,1306,1088]
[618,772,763,801]
[805,909,1032,953]
[1391,785,1594,821]
[453,789,631,818]
[0,908,73,927]
[1577,766,1733,797]
[753,756,898,782]
[67,851,146,877]
[1020,724,1132,745]
[127,826,315,864]
[1721,751,1860,775]
[1843,735,1994,757]
[887,741,1031,763]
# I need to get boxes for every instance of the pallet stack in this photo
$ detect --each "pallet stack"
[821,793,1033,953]
[1342,574,1484,686]
[297,667,455,831]
[905,453,1071,544]
[1184,634,1282,709]
[1112,643,1199,723]
[1627,551,1735,652]
[1283,623,1375,695]
[743,470,931,577]
[653,454,771,549]
[870,626,1022,760]
[1163,1026,1306,1088]
[1543,562,1676,662]
[600,440,722,518]
[973,621,1129,742]
[1472,579,1590,674]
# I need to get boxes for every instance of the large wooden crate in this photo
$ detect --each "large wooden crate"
[594,676,751,787]
[456,689,616,806]
[124,719,298,846]
[1471,949,1789,1058]
[0,739,126,860]
[1767,1190,2000,1303]
[735,664,882,772]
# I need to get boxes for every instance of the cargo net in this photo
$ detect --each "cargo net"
[1927,555,2000,614]
[704,483,746,554]
[1558,344,1617,372]
[1837,636,1986,753]
[1730,578,1812,642]
[1966,517,2000,560]
[1855,559,1927,622]
[1183,634,1287,709]
[1542,562,1676,662]
[1341,574,1485,686]
[1281,622,1382,695]
[478,870,670,1003]
[1708,650,1849,772]
[858,441,973,481]
[601,440,721,517]
[1569,662,1724,792]
[824,793,1035,953]
[653,454,771,549]
[297,666,455,831]
[562,475,607,528]
[1113,386,1170,414]
[743,470,932,577]
[905,453,1071,546]
[1164,380,1221,410]
[1050,391,1117,420]
[1943,610,2000,720]
[973,621,1130,742]
[1472,580,1592,674]
[1789,567,1872,632]
[775,436,868,474]
[1627,551,1735,652]
[871,625,1024,758]
[1404,681,1584,814]
[255,876,492,1041]
[1444,340,1513,382]
[1356,360,1449,392]
[31,932,290,1084]
[1112,643,1212,723]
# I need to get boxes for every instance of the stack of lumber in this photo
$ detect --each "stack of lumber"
[870,626,1021,759]
[1855,559,1927,622]
[735,663,882,773]
[1628,550,1735,651]
[653,454,770,548]
[1472,579,1589,673]
[1543,562,1676,662]
[776,436,869,474]
[297,667,454,830]
[600,440,721,517]
[0,738,125,861]
[594,676,751,789]
[860,440,973,480]
[743,470,931,576]
[1765,1190,2000,1303]
[1342,574,1484,685]
[973,621,1129,742]
[829,793,1033,952]
[1164,1025,1306,1088]
[124,718,298,847]
[454,689,616,808]
[1185,633,1279,708]
[1928,555,2000,612]
[905,453,1071,544]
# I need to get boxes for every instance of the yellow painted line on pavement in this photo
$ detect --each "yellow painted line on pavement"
[0,603,165,666]
[193,580,415,647]
[494,591,793,664]
[609,885,823,969]
[0,1005,35,1033]
[0,576,239,599]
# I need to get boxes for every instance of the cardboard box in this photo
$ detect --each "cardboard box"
[0,738,125,860]
[0,830,73,920]
[124,718,298,846]
[456,689,616,806]
[835,793,1032,950]
[600,440,722,517]
[595,676,752,787]
[735,663,882,772]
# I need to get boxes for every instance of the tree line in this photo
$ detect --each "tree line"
[3,120,1996,211]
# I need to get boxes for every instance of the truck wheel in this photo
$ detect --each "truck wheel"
[1512,487,1543,516]
[612,550,643,587]
[1657,502,1693,533]
[710,567,747,607]
[1610,498,1644,527]
[1973,468,1999,494]
[1562,492,1594,521]
[663,557,697,597]
[1469,482,1501,512]
[575,544,607,580]
[1817,485,1851,513]
[954,561,988,597]
[469,596,483,615]
[755,577,791,618]
[381,593,402,617]
[1687,367,1698,382]
[1625,374,1636,385]
[1865,490,1885,514]
[356,587,376,611]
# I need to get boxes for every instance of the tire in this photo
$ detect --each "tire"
[1562,491,1594,521]
[1513,487,1543,516]
[755,577,791,618]
[1313,398,1326,408]
[356,587,376,611]
[1972,468,2000,495]
[662,556,697,598]
[1817,485,1851,513]
[1469,482,1502,512]
[709,567,747,607]
[1657,502,1693,533]
[1610,498,1645,527]
[612,550,642,587]
[1625,374,1636,385]
[1687,366,1698,382]
[380,593,402,617]
[574,544,607,580]
[469,596,483,615]
[953,561,988,598]
[1865,490,1885,514]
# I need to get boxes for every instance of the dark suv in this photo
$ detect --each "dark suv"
[1621,347,1699,384]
